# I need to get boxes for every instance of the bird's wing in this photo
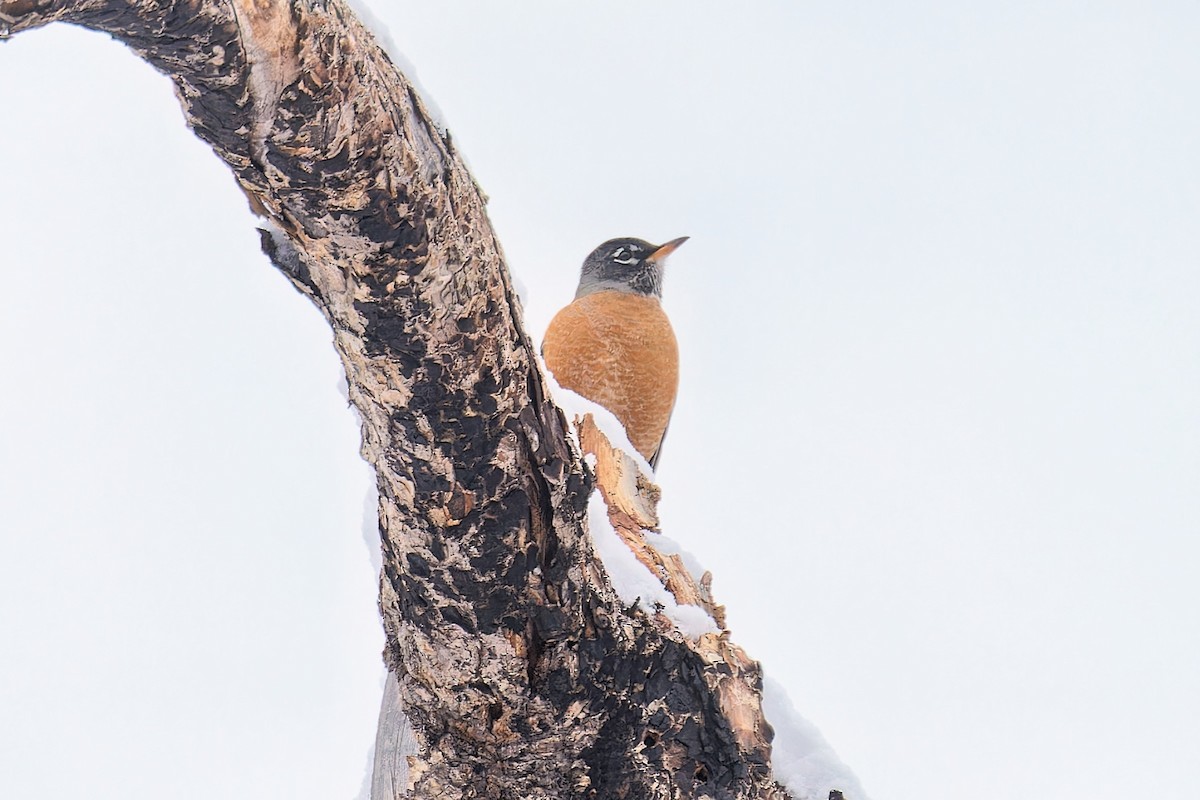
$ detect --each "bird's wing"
[647,413,672,471]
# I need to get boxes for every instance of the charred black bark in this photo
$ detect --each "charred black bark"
[1,1,799,798]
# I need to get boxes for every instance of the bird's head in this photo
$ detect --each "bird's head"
[575,236,688,299]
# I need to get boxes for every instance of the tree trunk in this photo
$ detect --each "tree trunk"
[0,2,819,798]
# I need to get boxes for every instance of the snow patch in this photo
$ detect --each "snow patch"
[587,493,719,639]
[541,356,715,636]
[763,677,870,800]
[642,528,710,589]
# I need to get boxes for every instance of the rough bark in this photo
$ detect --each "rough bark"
[1,2,813,798]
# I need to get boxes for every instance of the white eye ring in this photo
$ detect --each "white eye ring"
[610,246,638,265]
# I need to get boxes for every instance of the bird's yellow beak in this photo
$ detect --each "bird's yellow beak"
[647,236,689,263]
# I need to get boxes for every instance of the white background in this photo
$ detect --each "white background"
[2,2,1198,799]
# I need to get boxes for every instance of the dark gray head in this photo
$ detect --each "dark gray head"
[575,236,689,300]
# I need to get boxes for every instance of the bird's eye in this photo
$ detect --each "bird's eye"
[610,246,639,266]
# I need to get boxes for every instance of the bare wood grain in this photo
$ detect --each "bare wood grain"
[0,2,809,797]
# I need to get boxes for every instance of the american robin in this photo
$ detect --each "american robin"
[542,236,688,469]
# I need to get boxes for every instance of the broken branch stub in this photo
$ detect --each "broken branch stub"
[576,413,728,631]
[2,0,799,797]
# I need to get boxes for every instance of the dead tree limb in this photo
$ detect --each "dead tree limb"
[1,2,811,798]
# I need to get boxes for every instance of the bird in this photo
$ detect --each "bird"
[542,236,688,469]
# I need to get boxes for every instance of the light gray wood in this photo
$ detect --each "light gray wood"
[0,1,824,797]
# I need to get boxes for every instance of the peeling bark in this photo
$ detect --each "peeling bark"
[1,2,824,798]
[577,415,727,631]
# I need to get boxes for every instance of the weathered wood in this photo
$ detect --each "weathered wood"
[576,414,728,631]
[1,2,808,797]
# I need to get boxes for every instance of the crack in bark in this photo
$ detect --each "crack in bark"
[0,1,810,798]
[227,0,300,166]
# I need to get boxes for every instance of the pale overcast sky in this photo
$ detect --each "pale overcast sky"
[2,3,1198,799]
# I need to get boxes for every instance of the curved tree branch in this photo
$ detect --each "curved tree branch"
[1,2,808,798]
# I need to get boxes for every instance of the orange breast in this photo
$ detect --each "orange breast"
[542,291,678,464]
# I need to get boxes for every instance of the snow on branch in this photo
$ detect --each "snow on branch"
[0,1,860,797]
